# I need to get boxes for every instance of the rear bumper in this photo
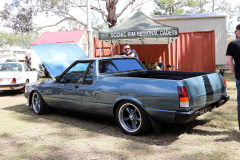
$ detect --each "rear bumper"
[0,83,25,90]
[175,95,230,123]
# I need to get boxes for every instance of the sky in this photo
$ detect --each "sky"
[0,0,239,33]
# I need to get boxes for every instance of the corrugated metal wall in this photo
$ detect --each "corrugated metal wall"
[93,31,215,72]
[93,38,119,57]
[153,17,227,66]
[175,31,215,72]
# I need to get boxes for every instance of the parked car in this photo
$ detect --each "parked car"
[0,62,39,92]
[24,57,229,135]
[0,58,19,63]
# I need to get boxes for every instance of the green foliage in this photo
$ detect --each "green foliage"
[154,0,209,15]
[0,31,39,49]
[154,0,185,15]
[0,2,34,33]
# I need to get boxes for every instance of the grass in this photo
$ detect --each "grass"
[1,72,240,159]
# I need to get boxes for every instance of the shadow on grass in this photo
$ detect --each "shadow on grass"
[0,90,24,97]
[3,104,239,147]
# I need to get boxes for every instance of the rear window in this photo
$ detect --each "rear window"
[0,63,22,72]
[99,59,144,74]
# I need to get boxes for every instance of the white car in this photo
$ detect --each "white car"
[0,62,39,91]
[0,58,19,63]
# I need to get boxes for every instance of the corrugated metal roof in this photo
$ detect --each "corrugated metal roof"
[31,30,86,46]
[152,13,227,20]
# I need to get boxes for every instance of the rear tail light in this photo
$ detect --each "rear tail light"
[222,77,227,88]
[178,86,189,108]
[25,86,28,93]
[11,78,16,83]
[222,77,227,92]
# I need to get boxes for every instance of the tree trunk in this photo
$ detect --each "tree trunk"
[212,0,215,12]
[106,0,118,28]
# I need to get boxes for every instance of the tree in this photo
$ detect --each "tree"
[210,0,233,17]
[153,0,209,15]
[153,0,186,15]
[234,3,240,18]
[186,0,209,14]
[57,20,108,37]
[0,0,149,33]
[0,31,39,48]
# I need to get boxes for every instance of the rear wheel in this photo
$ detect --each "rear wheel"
[32,91,46,115]
[116,101,150,135]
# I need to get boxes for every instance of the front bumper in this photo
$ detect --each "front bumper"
[24,92,30,98]
[175,95,230,123]
[0,83,25,91]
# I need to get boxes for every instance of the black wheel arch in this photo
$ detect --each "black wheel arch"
[29,89,37,106]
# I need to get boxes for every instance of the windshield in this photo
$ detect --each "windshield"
[0,63,22,72]
[99,58,144,74]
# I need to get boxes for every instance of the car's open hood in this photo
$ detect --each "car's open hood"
[32,43,88,78]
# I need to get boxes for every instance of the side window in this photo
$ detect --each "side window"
[99,60,118,73]
[84,63,93,85]
[99,59,144,74]
[60,62,89,83]
[23,63,31,72]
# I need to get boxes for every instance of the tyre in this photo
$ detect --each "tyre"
[32,91,46,115]
[116,101,150,135]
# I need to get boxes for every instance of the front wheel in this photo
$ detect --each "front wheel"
[32,91,46,115]
[116,101,150,135]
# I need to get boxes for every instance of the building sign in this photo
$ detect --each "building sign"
[100,30,178,40]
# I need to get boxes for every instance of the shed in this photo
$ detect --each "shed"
[31,30,88,56]
[152,13,227,69]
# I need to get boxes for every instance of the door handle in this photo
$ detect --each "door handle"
[75,85,79,88]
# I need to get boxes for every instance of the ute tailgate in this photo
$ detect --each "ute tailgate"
[183,73,225,110]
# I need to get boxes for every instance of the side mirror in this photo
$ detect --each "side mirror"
[219,69,224,76]
[85,77,93,84]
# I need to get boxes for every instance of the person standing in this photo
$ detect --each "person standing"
[115,44,138,58]
[28,57,31,66]
[25,56,29,64]
[226,24,240,130]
